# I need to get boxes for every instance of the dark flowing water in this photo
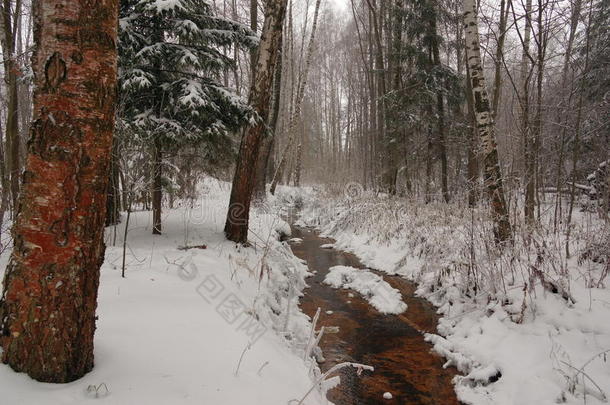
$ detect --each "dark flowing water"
[288,223,460,405]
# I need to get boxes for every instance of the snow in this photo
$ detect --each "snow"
[180,80,208,108]
[323,266,407,315]
[121,69,153,89]
[0,179,326,405]
[148,0,185,12]
[294,188,610,405]
[2,181,607,404]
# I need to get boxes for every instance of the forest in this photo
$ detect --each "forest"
[0,0,608,403]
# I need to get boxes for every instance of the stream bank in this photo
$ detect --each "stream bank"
[288,222,460,405]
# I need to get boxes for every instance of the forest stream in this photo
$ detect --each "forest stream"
[287,222,461,405]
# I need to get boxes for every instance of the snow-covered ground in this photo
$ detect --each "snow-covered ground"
[1,180,608,405]
[294,187,610,405]
[0,179,326,405]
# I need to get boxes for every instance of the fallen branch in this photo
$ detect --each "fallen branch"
[177,244,207,251]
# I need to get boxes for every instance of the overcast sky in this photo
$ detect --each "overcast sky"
[329,0,349,11]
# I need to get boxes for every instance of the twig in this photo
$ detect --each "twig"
[560,360,608,402]
[290,362,374,405]
[304,308,321,360]
[257,361,270,376]
[234,342,252,376]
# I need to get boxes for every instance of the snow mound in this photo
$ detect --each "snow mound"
[324,266,407,314]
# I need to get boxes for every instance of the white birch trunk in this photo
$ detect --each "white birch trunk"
[463,0,512,242]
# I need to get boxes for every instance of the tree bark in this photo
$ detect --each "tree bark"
[225,0,288,243]
[553,0,582,228]
[519,0,536,224]
[0,0,118,382]
[250,0,258,80]
[425,121,433,203]
[566,0,592,256]
[152,141,162,235]
[491,0,509,116]
[465,65,480,207]
[366,0,395,194]
[0,120,9,230]
[532,0,548,222]
[431,6,449,203]
[463,0,512,243]
[294,141,302,186]
[105,139,121,226]
[253,31,284,199]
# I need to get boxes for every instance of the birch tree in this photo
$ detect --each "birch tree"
[463,0,512,243]
[0,0,119,382]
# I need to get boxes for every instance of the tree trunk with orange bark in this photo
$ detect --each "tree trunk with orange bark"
[225,0,288,243]
[0,0,118,383]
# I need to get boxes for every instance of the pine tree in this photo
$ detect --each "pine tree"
[119,0,257,234]
[580,0,609,161]
[390,0,461,201]
[581,0,609,102]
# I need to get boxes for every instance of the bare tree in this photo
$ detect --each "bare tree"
[1,0,23,215]
[270,0,323,195]
[225,0,289,243]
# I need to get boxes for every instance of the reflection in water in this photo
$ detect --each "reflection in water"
[289,224,460,405]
